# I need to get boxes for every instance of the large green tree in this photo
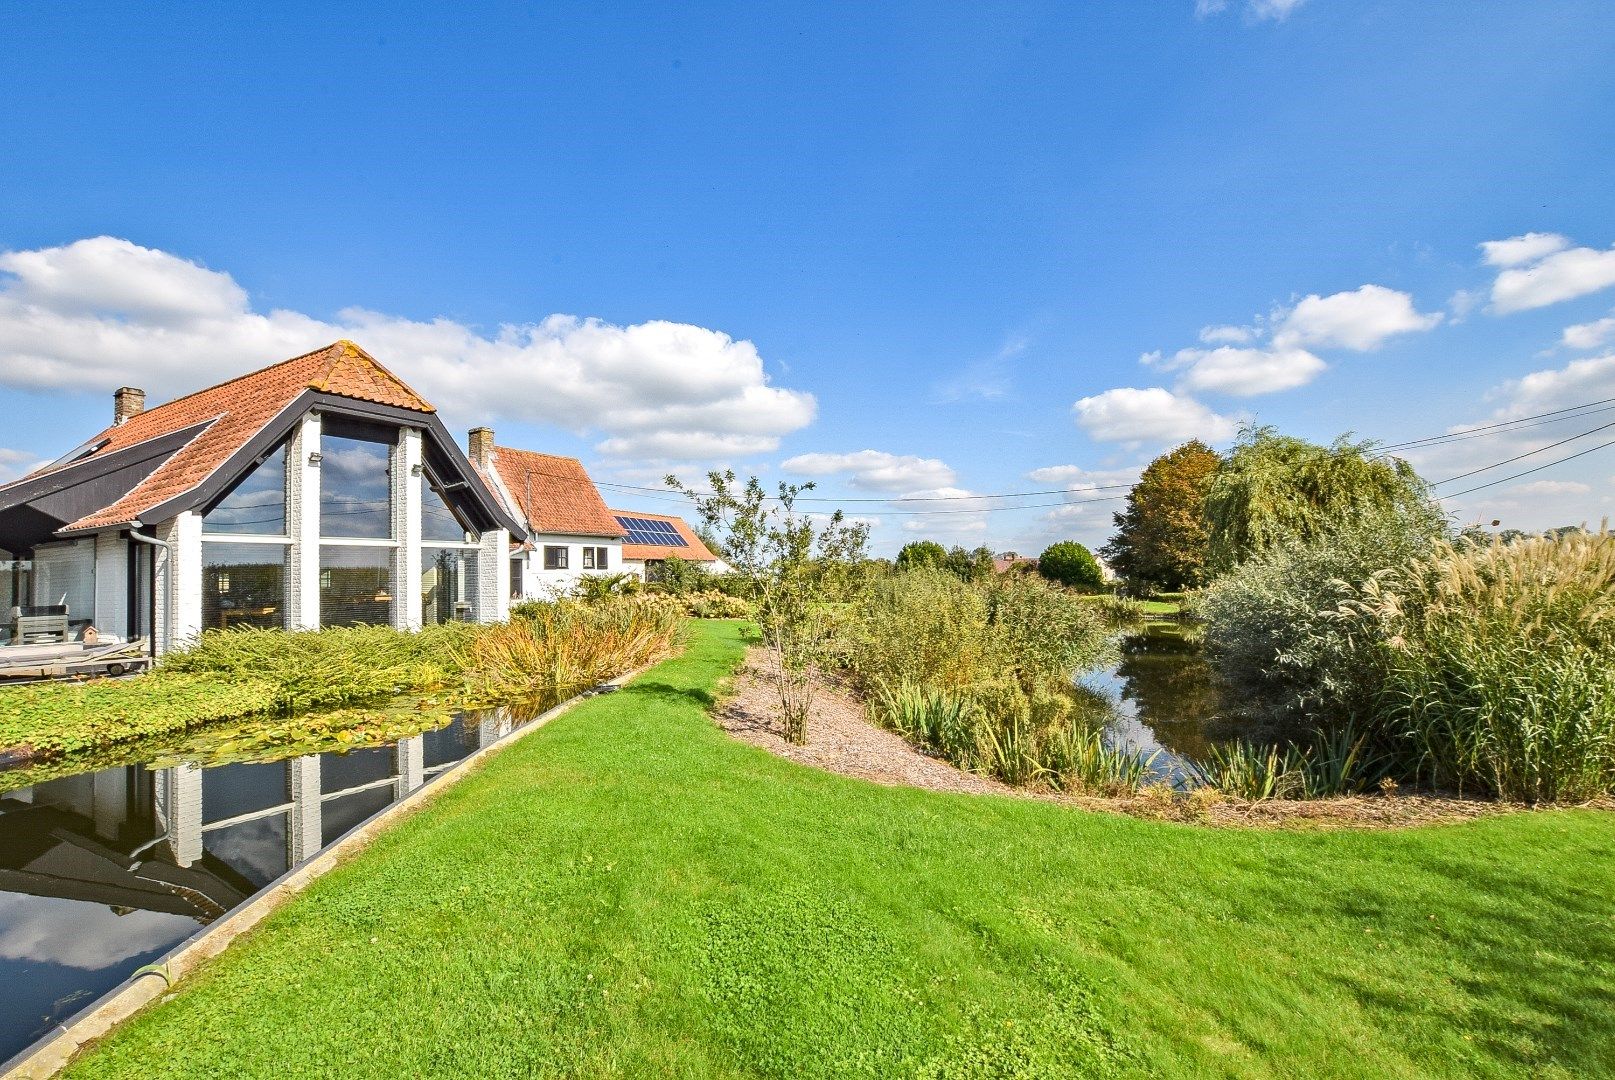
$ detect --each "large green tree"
[1036,541,1104,590]
[1101,439,1220,591]
[1203,425,1442,570]
[895,540,948,572]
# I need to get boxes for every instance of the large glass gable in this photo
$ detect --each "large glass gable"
[320,434,393,539]
[205,444,288,535]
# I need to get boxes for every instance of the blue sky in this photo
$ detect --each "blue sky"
[2,1,1614,554]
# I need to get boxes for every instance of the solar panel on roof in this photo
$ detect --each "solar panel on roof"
[614,515,689,547]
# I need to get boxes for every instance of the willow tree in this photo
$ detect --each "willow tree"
[1204,425,1442,570]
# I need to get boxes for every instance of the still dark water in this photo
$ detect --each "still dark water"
[0,705,541,1066]
[1082,625,1246,781]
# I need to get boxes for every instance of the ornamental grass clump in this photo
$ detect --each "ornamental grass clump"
[1350,529,1615,802]
[468,596,683,705]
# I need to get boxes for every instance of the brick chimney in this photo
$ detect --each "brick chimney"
[468,426,495,468]
[114,387,146,425]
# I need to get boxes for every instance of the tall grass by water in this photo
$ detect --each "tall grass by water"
[1352,530,1615,802]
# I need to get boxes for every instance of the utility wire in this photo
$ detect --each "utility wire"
[1438,435,1615,499]
[1432,419,1615,486]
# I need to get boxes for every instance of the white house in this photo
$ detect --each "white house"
[0,341,523,657]
[469,435,627,599]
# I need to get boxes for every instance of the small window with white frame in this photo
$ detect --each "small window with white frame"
[544,545,568,570]
[582,546,609,569]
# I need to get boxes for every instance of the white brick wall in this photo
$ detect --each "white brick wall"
[395,428,423,630]
[477,528,510,622]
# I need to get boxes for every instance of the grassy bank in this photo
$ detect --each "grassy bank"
[67,621,1614,1078]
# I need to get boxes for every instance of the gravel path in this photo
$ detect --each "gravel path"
[715,647,1015,797]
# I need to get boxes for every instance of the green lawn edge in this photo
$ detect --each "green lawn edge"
[65,620,1615,1079]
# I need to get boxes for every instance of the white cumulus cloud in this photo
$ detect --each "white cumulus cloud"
[1196,0,1303,20]
[0,237,816,462]
[1485,236,1615,314]
[1561,314,1615,352]
[1151,344,1326,396]
[781,450,957,493]
[1272,284,1444,351]
[0,448,49,484]
[1510,480,1591,497]
[1147,285,1439,399]
[1479,232,1571,268]
[1072,387,1238,445]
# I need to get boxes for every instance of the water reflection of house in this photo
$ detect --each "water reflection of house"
[0,713,516,927]
[0,342,525,656]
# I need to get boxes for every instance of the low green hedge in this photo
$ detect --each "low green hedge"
[0,674,278,759]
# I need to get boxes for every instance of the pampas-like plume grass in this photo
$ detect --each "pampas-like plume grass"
[1350,527,1615,801]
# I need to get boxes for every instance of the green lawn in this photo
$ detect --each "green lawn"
[68,621,1614,1078]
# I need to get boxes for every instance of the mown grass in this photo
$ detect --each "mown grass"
[67,621,1615,1079]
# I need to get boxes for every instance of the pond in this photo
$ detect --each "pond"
[1081,623,1257,783]
[0,700,552,1067]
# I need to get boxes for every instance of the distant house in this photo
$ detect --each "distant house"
[993,552,1037,575]
[610,509,725,581]
[0,342,522,656]
[469,433,627,599]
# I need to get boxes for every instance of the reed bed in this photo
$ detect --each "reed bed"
[869,679,1153,794]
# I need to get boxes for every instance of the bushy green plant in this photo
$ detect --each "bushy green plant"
[0,674,279,759]
[1199,510,1441,729]
[1185,724,1382,800]
[1350,530,1615,801]
[1037,724,1158,796]
[847,569,1113,700]
[160,621,482,713]
[1036,541,1104,590]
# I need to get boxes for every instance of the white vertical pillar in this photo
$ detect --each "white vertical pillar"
[288,755,322,864]
[395,735,424,797]
[477,527,510,623]
[291,412,322,630]
[158,765,204,867]
[396,428,423,630]
[170,511,203,648]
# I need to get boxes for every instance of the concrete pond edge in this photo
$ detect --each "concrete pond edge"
[2,661,658,1080]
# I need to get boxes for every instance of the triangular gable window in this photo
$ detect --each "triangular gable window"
[422,476,474,543]
[204,443,288,535]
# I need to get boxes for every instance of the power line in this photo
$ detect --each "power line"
[1432,418,1615,486]
[1375,396,1615,451]
[1438,435,1615,499]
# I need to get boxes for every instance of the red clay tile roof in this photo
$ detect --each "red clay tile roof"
[610,509,719,563]
[41,341,434,533]
[487,448,625,539]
